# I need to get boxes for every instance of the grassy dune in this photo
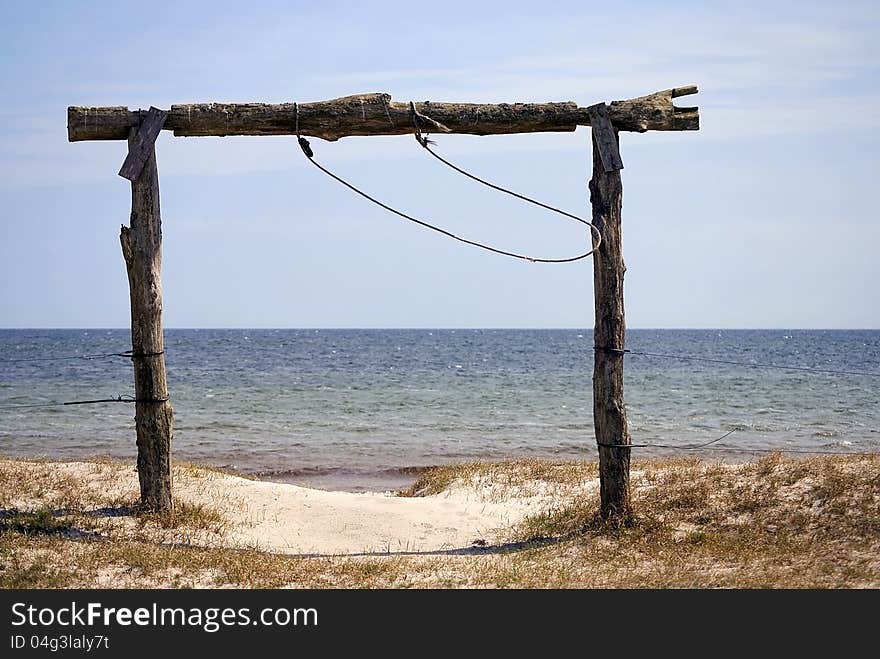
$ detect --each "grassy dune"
[1,454,877,588]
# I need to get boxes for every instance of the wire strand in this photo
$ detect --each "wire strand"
[624,349,880,378]
[600,444,869,456]
[598,428,738,450]
[0,351,133,364]
[596,429,870,455]
[0,395,167,409]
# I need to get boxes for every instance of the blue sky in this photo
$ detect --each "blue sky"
[1,0,878,328]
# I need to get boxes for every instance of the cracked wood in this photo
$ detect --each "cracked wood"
[68,86,699,142]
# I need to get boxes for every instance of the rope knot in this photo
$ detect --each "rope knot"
[297,136,313,159]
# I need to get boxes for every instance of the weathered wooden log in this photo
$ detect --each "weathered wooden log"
[68,86,698,142]
[120,127,174,513]
[590,126,632,522]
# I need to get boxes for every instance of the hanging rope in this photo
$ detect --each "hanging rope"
[293,103,600,263]
[409,102,600,235]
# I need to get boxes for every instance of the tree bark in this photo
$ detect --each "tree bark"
[68,86,698,142]
[590,128,632,522]
[120,129,174,513]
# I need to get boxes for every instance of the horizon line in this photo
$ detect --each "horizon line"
[2,327,879,332]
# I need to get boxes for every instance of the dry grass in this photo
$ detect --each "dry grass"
[399,458,600,501]
[1,454,877,589]
[499,454,880,588]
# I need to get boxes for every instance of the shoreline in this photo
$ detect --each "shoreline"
[3,446,873,494]
[259,468,427,494]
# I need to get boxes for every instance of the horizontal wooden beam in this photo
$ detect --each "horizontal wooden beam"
[68,86,698,142]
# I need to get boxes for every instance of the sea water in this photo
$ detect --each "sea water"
[1,329,877,490]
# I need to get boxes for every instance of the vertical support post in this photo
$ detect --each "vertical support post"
[589,125,631,522]
[120,126,173,512]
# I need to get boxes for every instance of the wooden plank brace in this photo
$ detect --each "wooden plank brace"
[118,107,168,181]
[587,103,624,172]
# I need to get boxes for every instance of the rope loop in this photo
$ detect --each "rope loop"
[292,100,600,263]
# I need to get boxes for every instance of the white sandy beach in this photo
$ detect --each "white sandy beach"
[3,459,595,555]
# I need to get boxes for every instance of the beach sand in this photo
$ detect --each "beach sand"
[3,455,878,588]
[1,459,594,555]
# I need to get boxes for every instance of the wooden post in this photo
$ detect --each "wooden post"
[120,123,174,512]
[589,121,631,522]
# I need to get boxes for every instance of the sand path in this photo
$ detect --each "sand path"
[4,460,588,555]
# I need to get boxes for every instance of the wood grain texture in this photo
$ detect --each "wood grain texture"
[586,103,624,172]
[118,107,168,181]
[119,128,174,513]
[68,87,699,141]
[589,127,632,521]
[609,85,699,133]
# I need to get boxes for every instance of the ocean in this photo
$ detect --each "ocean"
[0,329,877,491]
